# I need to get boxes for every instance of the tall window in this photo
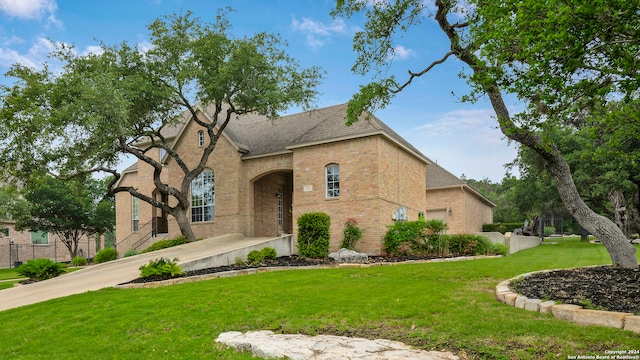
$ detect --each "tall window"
[30,231,48,245]
[197,130,205,146]
[132,197,139,232]
[191,169,215,222]
[1,228,9,238]
[326,164,340,198]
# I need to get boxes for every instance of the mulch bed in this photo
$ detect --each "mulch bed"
[510,266,640,314]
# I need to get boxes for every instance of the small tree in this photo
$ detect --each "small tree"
[297,212,331,258]
[340,218,362,250]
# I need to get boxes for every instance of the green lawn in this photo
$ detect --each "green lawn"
[0,238,638,359]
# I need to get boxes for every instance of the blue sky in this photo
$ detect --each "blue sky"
[0,0,519,182]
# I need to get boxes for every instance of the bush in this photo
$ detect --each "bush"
[17,258,67,281]
[71,256,88,266]
[139,257,183,278]
[488,242,508,256]
[383,220,426,256]
[247,250,265,265]
[543,226,557,237]
[124,249,139,257]
[418,219,449,255]
[261,247,277,260]
[448,234,493,256]
[141,236,189,253]
[94,247,118,263]
[482,222,525,234]
[297,212,330,258]
[340,218,362,250]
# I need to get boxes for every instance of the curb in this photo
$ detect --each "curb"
[115,254,502,289]
[496,269,640,333]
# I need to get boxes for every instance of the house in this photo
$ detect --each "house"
[114,103,494,255]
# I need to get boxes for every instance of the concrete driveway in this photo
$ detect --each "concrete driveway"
[0,234,293,312]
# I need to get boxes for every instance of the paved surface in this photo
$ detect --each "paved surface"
[0,235,277,312]
[217,331,460,360]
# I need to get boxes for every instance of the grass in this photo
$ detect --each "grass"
[0,238,638,359]
[0,266,80,290]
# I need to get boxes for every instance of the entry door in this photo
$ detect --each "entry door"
[277,186,284,235]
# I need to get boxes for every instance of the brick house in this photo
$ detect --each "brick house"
[114,103,494,255]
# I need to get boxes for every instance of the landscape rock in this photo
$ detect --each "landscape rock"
[329,248,369,263]
[216,330,459,360]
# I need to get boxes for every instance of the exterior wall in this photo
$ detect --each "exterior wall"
[464,189,494,233]
[426,186,493,234]
[292,136,427,255]
[0,222,101,268]
[253,171,293,237]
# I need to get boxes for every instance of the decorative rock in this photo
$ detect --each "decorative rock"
[573,309,631,329]
[216,330,459,360]
[539,300,556,314]
[524,298,542,312]
[551,304,582,322]
[329,248,369,263]
[623,315,640,333]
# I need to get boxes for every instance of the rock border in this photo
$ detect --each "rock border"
[496,269,640,333]
[115,255,501,289]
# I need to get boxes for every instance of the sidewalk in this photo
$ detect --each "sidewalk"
[0,234,287,312]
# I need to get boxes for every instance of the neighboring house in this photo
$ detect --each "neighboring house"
[115,103,494,255]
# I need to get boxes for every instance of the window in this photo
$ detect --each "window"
[191,169,215,222]
[197,130,205,147]
[30,231,48,245]
[1,227,9,238]
[326,164,340,198]
[159,148,167,161]
[132,197,139,232]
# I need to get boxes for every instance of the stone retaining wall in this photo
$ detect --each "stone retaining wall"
[496,270,640,333]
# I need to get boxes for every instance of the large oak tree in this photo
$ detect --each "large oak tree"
[0,10,322,241]
[333,0,639,267]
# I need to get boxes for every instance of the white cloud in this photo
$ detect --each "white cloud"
[392,45,415,60]
[291,16,352,49]
[0,0,57,19]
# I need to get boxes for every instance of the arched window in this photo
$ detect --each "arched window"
[325,164,340,198]
[191,169,215,222]
[197,130,205,146]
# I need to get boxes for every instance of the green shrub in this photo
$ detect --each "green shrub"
[247,250,265,265]
[340,218,362,250]
[234,257,246,266]
[383,220,425,255]
[71,256,88,266]
[297,212,331,258]
[94,247,118,263]
[419,219,449,255]
[488,242,508,256]
[543,226,557,237]
[261,247,277,260]
[139,257,183,278]
[448,234,494,256]
[141,236,189,253]
[17,258,67,281]
[482,222,525,234]
[124,249,139,257]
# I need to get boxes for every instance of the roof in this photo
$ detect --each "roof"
[426,160,496,208]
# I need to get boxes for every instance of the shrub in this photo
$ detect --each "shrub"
[261,247,277,260]
[488,242,508,256]
[482,222,525,234]
[448,234,494,256]
[543,226,557,237]
[94,247,118,263]
[234,257,246,266]
[141,236,189,253]
[247,250,265,265]
[71,256,88,266]
[418,219,449,255]
[139,257,183,278]
[124,249,139,257]
[340,218,362,250]
[383,220,425,255]
[17,258,67,281]
[297,212,330,258]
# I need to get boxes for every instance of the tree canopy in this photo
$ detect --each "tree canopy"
[333,0,640,267]
[0,9,323,241]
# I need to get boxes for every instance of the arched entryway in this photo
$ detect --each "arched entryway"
[252,171,293,237]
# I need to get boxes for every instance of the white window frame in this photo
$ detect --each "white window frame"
[191,169,215,222]
[132,197,139,232]
[325,164,340,198]
[197,130,205,147]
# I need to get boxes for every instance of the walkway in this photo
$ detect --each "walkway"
[0,234,290,312]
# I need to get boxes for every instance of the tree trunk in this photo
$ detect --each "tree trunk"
[609,190,629,237]
[172,208,197,242]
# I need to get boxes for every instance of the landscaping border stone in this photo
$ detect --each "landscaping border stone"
[496,270,639,333]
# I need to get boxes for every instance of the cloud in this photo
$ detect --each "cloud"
[0,36,54,68]
[392,45,415,60]
[0,0,58,20]
[290,16,351,49]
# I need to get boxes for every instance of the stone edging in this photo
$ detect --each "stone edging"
[496,269,640,333]
[115,255,501,289]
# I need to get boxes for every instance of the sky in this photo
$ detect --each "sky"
[0,0,520,182]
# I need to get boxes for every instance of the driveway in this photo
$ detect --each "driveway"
[0,234,291,312]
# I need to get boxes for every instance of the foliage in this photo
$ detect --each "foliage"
[340,218,362,250]
[297,212,330,259]
[0,186,29,234]
[482,223,525,234]
[139,257,183,278]
[234,257,246,266]
[124,249,139,257]
[0,9,323,243]
[417,219,449,256]
[448,234,490,256]
[383,220,426,255]
[247,250,264,265]
[544,226,557,237]
[16,258,67,281]
[489,242,508,256]
[94,247,118,263]
[12,176,115,259]
[71,256,88,266]
[141,236,189,253]
[261,247,277,260]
